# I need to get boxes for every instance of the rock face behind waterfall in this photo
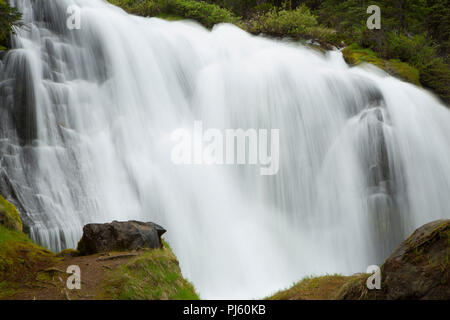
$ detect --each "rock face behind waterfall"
[77,221,166,255]
[336,219,450,299]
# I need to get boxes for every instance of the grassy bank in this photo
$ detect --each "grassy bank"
[266,274,368,300]
[0,224,58,298]
[100,240,199,300]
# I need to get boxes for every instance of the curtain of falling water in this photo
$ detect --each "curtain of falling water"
[1,0,449,299]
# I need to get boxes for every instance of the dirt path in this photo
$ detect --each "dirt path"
[10,251,143,300]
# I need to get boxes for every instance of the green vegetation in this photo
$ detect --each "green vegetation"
[246,5,336,43]
[333,273,373,299]
[0,195,198,300]
[0,195,22,232]
[109,0,240,28]
[1,0,448,100]
[0,0,21,50]
[101,240,199,300]
[108,0,449,103]
[342,43,421,86]
[0,222,57,295]
[0,196,57,298]
[267,274,366,300]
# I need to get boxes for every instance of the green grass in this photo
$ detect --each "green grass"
[266,274,365,300]
[100,240,199,300]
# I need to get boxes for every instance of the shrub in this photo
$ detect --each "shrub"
[110,0,239,28]
[166,0,239,27]
[0,0,22,50]
[383,32,435,64]
[248,5,319,38]
[420,57,450,103]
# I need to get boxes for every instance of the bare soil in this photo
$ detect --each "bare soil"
[8,251,144,300]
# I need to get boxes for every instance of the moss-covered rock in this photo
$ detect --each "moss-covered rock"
[268,220,449,300]
[342,43,421,86]
[100,240,199,300]
[0,195,22,232]
[336,219,450,300]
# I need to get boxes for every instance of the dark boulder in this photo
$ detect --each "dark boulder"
[77,220,166,255]
[336,219,450,299]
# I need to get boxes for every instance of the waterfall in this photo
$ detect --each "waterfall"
[1,0,449,299]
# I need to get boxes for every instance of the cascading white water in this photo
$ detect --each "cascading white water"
[1,0,449,299]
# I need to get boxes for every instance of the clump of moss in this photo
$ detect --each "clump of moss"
[342,43,421,86]
[267,274,362,300]
[0,195,22,232]
[100,240,199,300]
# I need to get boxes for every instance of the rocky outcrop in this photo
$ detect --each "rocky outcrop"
[336,219,450,299]
[77,220,166,255]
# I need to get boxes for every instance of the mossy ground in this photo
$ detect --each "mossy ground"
[342,44,421,86]
[266,274,366,300]
[0,224,58,298]
[100,240,199,300]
